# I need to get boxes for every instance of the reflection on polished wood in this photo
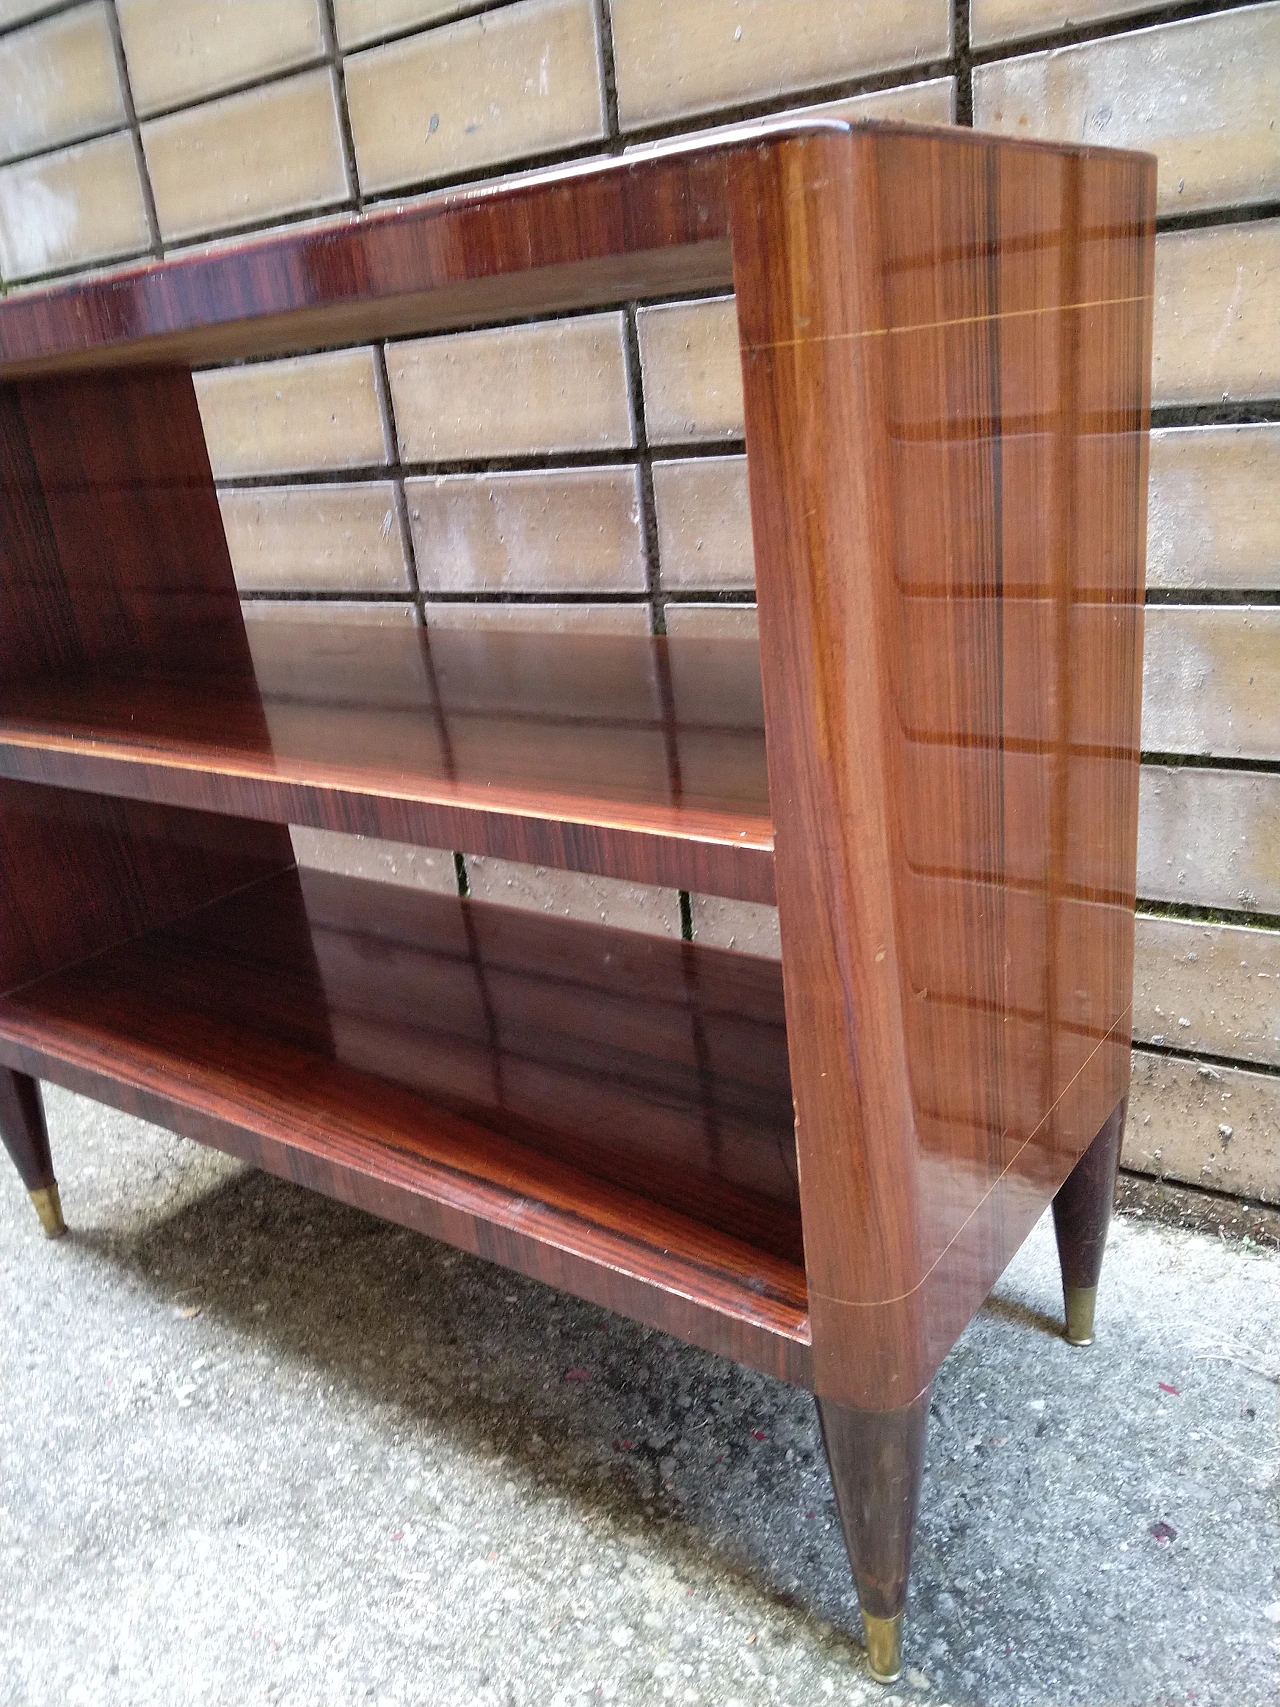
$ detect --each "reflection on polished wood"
[0,622,774,902]
[0,119,1155,1676]
[0,118,842,380]
[0,863,809,1379]
[734,125,1153,1417]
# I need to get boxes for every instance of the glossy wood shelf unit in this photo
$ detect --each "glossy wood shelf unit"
[0,621,775,903]
[0,117,1156,1682]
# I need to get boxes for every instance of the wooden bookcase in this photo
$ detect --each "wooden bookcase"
[0,119,1155,1684]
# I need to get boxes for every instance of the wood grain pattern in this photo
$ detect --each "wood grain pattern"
[0,624,774,903]
[0,122,1156,386]
[732,126,1155,1409]
[0,120,833,380]
[0,366,294,995]
[0,778,292,995]
[0,867,809,1383]
[0,368,254,680]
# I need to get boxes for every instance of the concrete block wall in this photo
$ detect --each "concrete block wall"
[1,0,1275,1206]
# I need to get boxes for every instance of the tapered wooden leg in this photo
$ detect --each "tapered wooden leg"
[1052,1099,1126,1346]
[0,1067,64,1237]
[817,1387,929,1684]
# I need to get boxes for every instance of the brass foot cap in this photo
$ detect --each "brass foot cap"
[862,1611,904,1685]
[29,1184,66,1239]
[1064,1284,1098,1347]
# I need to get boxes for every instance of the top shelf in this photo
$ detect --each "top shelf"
[0,117,1150,380]
[0,117,841,379]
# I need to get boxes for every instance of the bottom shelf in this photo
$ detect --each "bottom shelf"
[0,868,811,1383]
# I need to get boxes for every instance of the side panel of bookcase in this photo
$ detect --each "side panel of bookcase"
[0,368,257,680]
[0,369,294,997]
[733,129,1154,1411]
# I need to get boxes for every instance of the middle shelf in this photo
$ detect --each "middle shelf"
[0,865,810,1381]
[0,620,776,903]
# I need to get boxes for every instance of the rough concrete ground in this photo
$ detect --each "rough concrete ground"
[2,1086,1277,1707]
[1113,1171,1280,1250]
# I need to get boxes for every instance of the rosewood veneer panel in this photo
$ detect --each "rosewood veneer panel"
[0,122,1151,388]
[0,363,295,995]
[0,778,292,995]
[733,127,1154,1408]
[0,868,809,1382]
[0,623,775,903]
[0,123,839,380]
[0,367,254,679]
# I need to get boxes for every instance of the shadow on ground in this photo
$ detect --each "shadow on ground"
[3,1087,1277,1707]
